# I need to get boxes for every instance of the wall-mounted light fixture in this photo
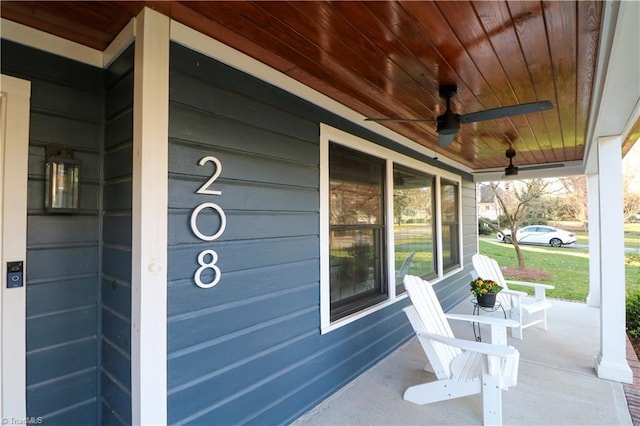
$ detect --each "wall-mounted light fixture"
[45,146,80,212]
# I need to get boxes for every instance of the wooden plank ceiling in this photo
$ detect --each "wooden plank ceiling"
[1,1,604,172]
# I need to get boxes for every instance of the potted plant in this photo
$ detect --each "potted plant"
[470,277,503,308]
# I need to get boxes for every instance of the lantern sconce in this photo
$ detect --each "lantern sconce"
[45,146,81,213]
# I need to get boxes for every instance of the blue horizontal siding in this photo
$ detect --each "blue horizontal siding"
[168,210,318,244]
[27,371,97,426]
[27,307,97,352]
[168,284,318,352]
[27,277,97,317]
[26,245,98,281]
[168,259,319,315]
[2,39,103,424]
[169,104,319,164]
[100,370,132,425]
[167,42,418,425]
[100,43,134,424]
[27,338,97,385]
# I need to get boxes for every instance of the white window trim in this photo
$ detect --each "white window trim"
[320,124,462,334]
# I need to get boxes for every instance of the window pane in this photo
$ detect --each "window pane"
[329,144,386,321]
[393,165,435,292]
[441,179,460,271]
[329,228,385,314]
[330,144,383,226]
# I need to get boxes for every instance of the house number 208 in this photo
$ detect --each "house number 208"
[190,156,226,288]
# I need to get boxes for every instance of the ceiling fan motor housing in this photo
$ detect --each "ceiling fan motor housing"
[437,110,460,135]
[505,165,519,176]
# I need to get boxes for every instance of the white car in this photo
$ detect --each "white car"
[496,225,576,248]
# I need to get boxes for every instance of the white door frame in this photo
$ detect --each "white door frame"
[0,74,31,421]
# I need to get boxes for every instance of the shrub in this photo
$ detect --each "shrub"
[478,220,493,235]
[627,290,640,343]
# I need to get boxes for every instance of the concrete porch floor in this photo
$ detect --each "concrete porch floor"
[293,299,635,425]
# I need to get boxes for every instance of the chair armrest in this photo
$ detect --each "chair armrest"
[416,331,517,357]
[505,280,555,290]
[446,313,519,329]
[501,288,528,298]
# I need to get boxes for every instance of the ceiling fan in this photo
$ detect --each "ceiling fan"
[504,147,519,176]
[365,85,553,148]
[474,147,565,180]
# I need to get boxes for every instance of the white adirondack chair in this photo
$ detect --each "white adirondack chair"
[472,253,554,340]
[403,275,520,425]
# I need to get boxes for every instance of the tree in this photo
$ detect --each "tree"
[558,176,588,228]
[624,174,640,222]
[489,179,553,269]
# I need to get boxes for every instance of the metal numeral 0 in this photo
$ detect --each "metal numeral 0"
[190,202,227,241]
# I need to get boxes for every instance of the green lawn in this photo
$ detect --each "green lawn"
[478,233,640,301]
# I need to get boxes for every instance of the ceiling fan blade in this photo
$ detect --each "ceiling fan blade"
[460,100,553,123]
[365,118,436,123]
[438,133,456,147]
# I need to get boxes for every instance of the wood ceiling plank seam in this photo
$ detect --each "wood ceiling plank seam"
[322,1,444,120]
[337,2,440,102]
[249,1,444,149]
[390,0,511,161]
[0,0,603,172]
[0,5,114,51]
[354,0,462,147]
[325,1,468,151]
[538,2,569,163]
[507,1,561,164]
[437,1,519,106]
[392,1,494,112]
[358,1,453,110]
[463,130,502,167]
[277,1,436,120]
[219,1,441,130]
[502,1,556,165]
[285,67,434,138]
[574,0,603,161]
[401,0,538,168]
[545,1,579,162]
[434,1,533,164]
[171,1,298,73]
[471,1,546,162]
[183,1,418,124]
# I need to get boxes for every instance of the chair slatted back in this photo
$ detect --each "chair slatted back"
[404,275,461,377]
[472,254,512,310]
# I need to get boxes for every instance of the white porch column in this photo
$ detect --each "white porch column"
[586,173,600,307]
[132,7,169,425]
[594,135,632,383]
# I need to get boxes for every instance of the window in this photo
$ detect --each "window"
[329,144,386,321]
[440,179,460,271]
[320,124,462,332]
[393,165,436,294]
